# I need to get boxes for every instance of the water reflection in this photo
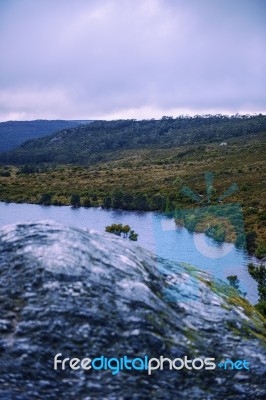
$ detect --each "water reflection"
[0,202,258,303]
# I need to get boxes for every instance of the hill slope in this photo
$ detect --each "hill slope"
[0,119,92,152]
[1,115,266,165]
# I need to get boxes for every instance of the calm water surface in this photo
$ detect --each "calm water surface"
[0,202,258,303]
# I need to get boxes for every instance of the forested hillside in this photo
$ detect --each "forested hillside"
[0,115,265,258]
[1,115,266,165]
[0,119,92,152]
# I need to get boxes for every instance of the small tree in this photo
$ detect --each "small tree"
[227,275,240,290]
[103,196,112,209]
[83,197,92,207]
[226,275,246,297]
[39,193,52,205]
[255,244,266,259]
[105,223,138,241]
[248,263,266,317]
[246,231,257,254]
[134,193,149,211]
[129,230,138,241]
[70,193,81,207]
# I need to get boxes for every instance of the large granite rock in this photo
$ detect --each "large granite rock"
[0,221,265,399]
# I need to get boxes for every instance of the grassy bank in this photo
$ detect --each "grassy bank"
[0,132,265,257]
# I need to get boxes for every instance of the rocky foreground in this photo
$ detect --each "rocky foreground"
[0,221,265,399]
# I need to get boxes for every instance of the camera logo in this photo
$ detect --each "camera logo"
[152,172,247,302]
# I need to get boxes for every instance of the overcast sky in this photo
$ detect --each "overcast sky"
[0,0,265,121]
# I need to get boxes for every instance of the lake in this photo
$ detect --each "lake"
[0,201,258,303]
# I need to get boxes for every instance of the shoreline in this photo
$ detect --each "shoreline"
[0,198,263,262]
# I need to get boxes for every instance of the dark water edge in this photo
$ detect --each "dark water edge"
[0,201,259,303]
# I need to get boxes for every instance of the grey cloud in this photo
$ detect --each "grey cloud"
[0,0,265,120]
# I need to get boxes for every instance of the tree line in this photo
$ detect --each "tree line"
[1,114,266,165]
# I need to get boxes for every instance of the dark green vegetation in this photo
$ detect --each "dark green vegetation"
[105,223,138,241]
[226,275,247,297]
[248,263,266,317]
[0,115,265,258]
[70,193,81,207]
[0,119,92,152]
[175,203,246,248]
[227,275,241,290]
[1,114,266,164]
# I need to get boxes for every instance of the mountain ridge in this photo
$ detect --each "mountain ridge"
[1,114,266,165]
[0,119,93,152]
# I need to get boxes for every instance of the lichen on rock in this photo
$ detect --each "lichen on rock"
[0,221,265,399]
